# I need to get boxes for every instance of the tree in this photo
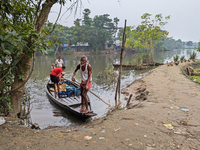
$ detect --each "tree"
[0,0,80,118]
[186,41,193,47]
[82,9,92,26]
[198,42,200,52]
[126,13,170,62]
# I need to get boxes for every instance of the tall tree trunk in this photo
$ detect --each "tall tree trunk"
[9,55,32,117]
[150,47,153,63]
[9,0,56,118]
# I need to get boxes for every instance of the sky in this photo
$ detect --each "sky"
[48,0,200,42]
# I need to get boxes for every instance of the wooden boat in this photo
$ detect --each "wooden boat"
[46,79,97,119]
[113,62,164,70]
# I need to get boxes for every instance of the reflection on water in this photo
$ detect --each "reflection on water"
[28,49,198,128]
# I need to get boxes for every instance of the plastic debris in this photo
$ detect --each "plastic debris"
[163,124,174,129]
[99,137,105,140]
[180,108,189,112]
[114,128,120,132]
[84,136,92,140]
[101,128,106,133]
[174,132,181,134]
[144,135,147,138]
[0,117,5,126]
[134,123,139,126]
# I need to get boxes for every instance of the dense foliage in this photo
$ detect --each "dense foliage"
[0,0,76,116]
[47,9,121,51]
[125,13,170,62]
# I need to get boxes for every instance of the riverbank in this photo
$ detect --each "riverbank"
[1,60,200,149]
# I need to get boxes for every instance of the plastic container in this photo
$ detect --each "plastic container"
[75,88,81,96]
[58,91,68,98]
[66,91,72,97]
[58,91,72,98]
[66,85,75,93]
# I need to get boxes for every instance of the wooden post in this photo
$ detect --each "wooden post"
[126,94,133,108]
[114,20,127,107]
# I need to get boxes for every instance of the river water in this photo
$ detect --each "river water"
[27,49,199,129]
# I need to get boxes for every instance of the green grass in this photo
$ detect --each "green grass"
[190,76,200,84]
[194,68,200,72]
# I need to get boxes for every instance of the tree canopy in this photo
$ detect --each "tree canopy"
[0,0,81,117]
[47,9,120,51]
[126,13,170,62]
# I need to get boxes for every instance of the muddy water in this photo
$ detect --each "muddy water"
[28,49,198,128]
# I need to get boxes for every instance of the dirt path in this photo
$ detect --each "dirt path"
[1,61,200,150]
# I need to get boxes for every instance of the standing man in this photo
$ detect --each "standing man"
[50,66,66,94]
[72,55,92,114]
[55,56,64,68]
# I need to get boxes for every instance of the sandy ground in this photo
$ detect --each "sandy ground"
[1,60,200,150]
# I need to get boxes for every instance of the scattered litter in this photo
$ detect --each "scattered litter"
[7,121,12,125]
[174,132,181,134]
[60,134,63,137]
[84,136,92,140]
[144,135,147,138]
[99,137,105,140]
[14,142,18,144]
[114,128,120,132]
[170,107,173,109]
[134,123,139,126]
[180,108,189,112]
[61,130,71,133]
[92,133,96,135]
[128,144,132,146]
[163,124,174,129]
[170,115,179,119]
[0,117,5,126]
[125,138,130,141]
[101,128,106,133]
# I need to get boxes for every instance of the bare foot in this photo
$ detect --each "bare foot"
[83,109,89,114]
[80,108,85,112]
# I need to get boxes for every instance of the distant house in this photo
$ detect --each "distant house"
[63,44,69,51]
[105,40,122,50]
[71,43,90,51]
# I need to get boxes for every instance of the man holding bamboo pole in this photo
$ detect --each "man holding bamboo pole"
[72,55,92,114]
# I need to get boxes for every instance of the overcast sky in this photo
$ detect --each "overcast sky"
[48,0,200,42]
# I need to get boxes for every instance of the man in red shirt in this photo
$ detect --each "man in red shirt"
[50,66,65,94]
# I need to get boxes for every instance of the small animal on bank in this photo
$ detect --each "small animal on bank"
[188,60,190,62]
[170,61,173,66]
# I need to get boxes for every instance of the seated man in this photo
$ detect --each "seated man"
[50,66,65,94]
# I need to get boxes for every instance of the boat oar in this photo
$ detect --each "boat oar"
[74,81,114,109]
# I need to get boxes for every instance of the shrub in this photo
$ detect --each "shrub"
[189,51,197,60]
[173,55,179,62]
[180,56,185,61]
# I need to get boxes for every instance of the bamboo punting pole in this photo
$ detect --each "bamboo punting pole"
[114,20,127,107]
[74,81,114,109]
